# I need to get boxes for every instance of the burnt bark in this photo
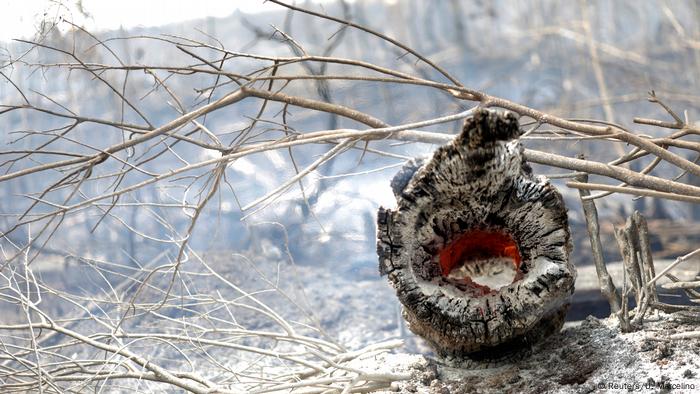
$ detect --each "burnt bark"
[377,109,575,358]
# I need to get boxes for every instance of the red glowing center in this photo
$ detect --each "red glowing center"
[439,229,522,276]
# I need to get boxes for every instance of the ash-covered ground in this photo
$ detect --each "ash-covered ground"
[349,313,700,394]
[207,252,700,393]
[9,239,698,393]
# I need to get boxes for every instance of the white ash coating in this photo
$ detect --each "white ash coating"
[377,109,576,358]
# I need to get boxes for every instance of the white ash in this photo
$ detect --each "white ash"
[363,311,700,394]
[447,256,518,290]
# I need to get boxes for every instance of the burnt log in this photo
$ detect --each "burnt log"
[377,109,575,359]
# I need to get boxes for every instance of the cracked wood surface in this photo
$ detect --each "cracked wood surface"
[377,109,576,358]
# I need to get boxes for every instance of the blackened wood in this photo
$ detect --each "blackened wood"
[377,109,575,357]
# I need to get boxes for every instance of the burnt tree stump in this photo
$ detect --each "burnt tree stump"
[377,109,575,359]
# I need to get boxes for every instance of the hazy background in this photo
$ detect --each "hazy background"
[2,0,700,343]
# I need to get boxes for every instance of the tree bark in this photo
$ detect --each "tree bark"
[377,109,575,359]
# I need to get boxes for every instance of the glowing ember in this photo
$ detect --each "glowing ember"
[377,109,575,357]
[439,230,522,277]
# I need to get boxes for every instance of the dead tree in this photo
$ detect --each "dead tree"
[377,109,575,359]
